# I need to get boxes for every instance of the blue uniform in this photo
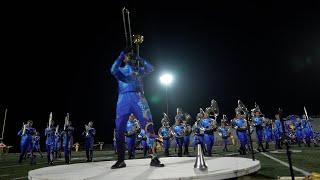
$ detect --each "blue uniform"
[62,126,74,163]
[126,120,138,159]
[253,117,264,143]
[45,127,56,164]
[111,52,155,161]
[173,123,185,157]
[159,127,171,156]
[264,123,273,149]
[274,119,283,149]
[54,132,62,158]
[202,118,215,156]
[218,127,230,151]
[83,127,96,161]
[302,119,316,146]
[183,124,192,155]
[295,121,303,146]
[233,118,248,154]
[17,127,36,163]
[192,122,204,148]
[33,135,41,151]
[138,129,148,157]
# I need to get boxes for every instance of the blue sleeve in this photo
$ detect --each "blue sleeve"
[138,58,154,76]
[90,128,96,136]
[110,54,130,82]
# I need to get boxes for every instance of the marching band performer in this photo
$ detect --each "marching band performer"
[192,109,205,152]
[173,108,185,157]
[83,121,96,162]
[110,49,164,168]
[137,128,148,157]
[125,114,140,159]
[301,115,318,147]
[54,125,62,159]
[183,113,192,155]
[62,114,74,164]
[202,108,217,156]
[158,113,172,157]
[33,131,43,158]
[251,103,266,152]
[273,112,283,149]
[294,117,304,147]
[17,120,36,164]
[231,109,248,155]
[45,116,56,165]
[264,118,273,149]
[202,100,219,156]
[218,115,231,152]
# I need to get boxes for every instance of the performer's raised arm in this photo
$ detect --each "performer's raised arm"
[110,51,128,82]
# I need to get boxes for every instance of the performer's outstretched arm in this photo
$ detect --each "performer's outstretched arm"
[138,58,154,75]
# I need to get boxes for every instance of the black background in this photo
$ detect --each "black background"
[1,1,319,150]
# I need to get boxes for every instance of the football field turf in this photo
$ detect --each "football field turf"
[0,145,319,179]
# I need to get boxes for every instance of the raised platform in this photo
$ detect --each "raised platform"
[28,157,260,180]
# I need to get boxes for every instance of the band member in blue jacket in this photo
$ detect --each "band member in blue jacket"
[17,120,36,164]
[110,49,164,168]
[83,121,96,162]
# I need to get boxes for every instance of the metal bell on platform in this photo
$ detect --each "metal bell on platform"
[194,144,208,170]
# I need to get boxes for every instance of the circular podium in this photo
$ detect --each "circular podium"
[29,157,260,180]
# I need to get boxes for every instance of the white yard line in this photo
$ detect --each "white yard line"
[261,152,310,176]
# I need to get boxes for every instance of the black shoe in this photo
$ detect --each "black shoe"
[111,161,126,169]
[150,157,164,167]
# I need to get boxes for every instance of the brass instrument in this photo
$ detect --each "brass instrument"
[122,7,144,67]
[55,125,59,136]
[158,113,173,139]
[85,124,89,136]
[22,123,26,135]
[64,113,70,130]
[48,112,53,128]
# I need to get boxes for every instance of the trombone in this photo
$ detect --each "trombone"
[122,7,144,66]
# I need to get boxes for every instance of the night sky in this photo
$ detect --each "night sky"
[1,1,320,150]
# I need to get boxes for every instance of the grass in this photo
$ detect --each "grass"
[0,144,319,180]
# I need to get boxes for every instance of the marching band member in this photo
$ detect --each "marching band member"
[45,117,56,165]
[158,113,172,157]
[273,112,283,149]
[173,108,185,157]
[218,115,231,152]
[62,114,74,164]
[54,125,62,159]
[251,104,266,152]
[17,120,36,164]
[232,110,248,155]
[264,118,273,150]
[294,116,304,147]
[125,114,140,159]
[33,131,43,158]
[83,121,96,162]
[110,49,164,168]
[192,109,205,152]
[302,115,318,147]
[137,128,148,157]
[183,113,192,156]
